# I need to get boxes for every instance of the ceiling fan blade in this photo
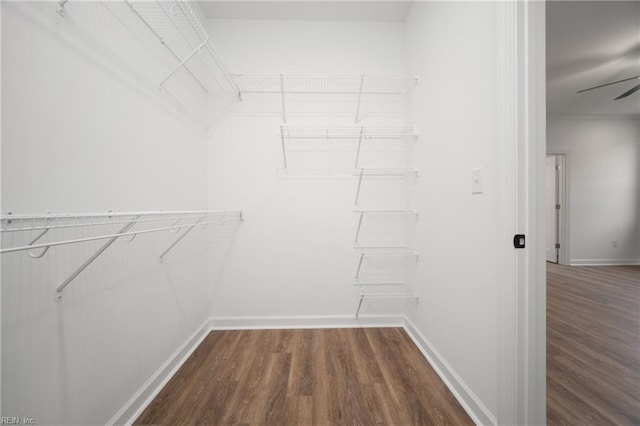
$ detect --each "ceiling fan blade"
[577,75,640,94]
[614,83,640,100]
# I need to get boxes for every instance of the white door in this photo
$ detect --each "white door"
[546,156,558,262]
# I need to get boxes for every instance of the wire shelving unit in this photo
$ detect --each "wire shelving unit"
[1,210,243,301]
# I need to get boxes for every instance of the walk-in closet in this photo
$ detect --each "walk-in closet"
[1,1,546,424]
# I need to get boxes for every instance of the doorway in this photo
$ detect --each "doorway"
[545,153,567,264]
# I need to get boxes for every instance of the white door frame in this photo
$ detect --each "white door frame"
[545,155,559,263]
[497,1,546,424]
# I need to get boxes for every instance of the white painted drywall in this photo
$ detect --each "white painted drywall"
[547,118,640,265]
[1,3,217,424]
[203,19,412,318]
[404,1,502,419]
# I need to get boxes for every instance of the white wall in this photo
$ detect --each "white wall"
[1,3,216,424]
[404,2,502,421]
[204,19,410,318]
[547,118,640,265]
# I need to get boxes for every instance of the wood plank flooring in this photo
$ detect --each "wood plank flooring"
[135,327,473,425]
[547,262,640,425]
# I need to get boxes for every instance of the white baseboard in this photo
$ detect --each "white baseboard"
[210,314,405,330]
[106,318,213,426]
[110,314,494,426]
[570,258,640,266]
[402,316,497,426]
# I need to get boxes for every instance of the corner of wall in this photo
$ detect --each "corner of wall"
[402,316,497,426]
[107,318,214,426]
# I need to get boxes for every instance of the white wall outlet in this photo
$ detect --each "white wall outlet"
[612,240,618,248]
[472,168,483,194]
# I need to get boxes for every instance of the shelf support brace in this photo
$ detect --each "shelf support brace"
[56,0,69,17]
[354,126,365,169]
[355,295,365,318]
[280,74,287,124]
[55,220,137,301]
[280,126,288,169]
[354,211,365,245]
[354,169,364,206]
[354,74,365,123]
[159,40,207,89]
[355,253,365,281]
[159,216,205,261]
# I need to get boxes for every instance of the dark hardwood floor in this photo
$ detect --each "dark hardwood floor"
[547,262,640,425]
[135,327,473,425]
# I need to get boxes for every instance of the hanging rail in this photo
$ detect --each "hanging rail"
[1,210,243,301]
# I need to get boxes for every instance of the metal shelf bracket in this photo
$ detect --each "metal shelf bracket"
[55,220,138,302]
[159,216,205,261]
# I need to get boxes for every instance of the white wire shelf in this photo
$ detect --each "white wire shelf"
[354,168,419,176]
[233,74,418,95]
[279,126,417,170]
[0,210,238,233]
[353,168,418,207]
[1,210,243,301]
[122,0,239,96]
[233,74,419,123]
[354,283,417,296]
[354,283,418,317]
[354,210,418,249]
[354,251,418,285]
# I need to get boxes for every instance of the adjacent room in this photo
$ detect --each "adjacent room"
[546,1,640,424]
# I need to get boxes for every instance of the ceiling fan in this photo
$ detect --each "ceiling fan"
[577,75,640,100]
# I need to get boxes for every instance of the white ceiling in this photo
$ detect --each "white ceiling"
[198,1,639,117]
[547,1,640,117]
[198,1,413,22]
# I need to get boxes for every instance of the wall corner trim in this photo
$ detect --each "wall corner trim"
[107,318,214,426]
[402,316,497,426]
